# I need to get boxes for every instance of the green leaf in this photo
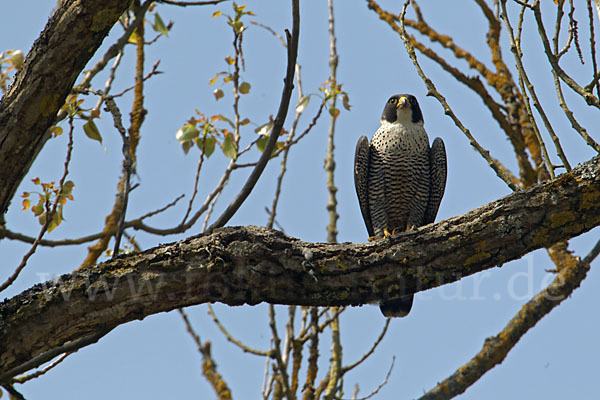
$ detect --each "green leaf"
[256,136,268,152]
[60,180,75,198]
[329,107,340,119]
[239,82,251,94]
[214,88,224,100]
[181,140,193,155]
[32,199,45,217]
[255,121,273,136]
[221,134,237,159]
[83,120,102,144]
[38,212,47,227]
[296,96,310,113]
[212,10,223,17]
[153,13,169,36]
[230,20,244,33]
[198,136,216,157]
[256,136,280,156]
[47,207,63,232]
[176,124,199,143]
[240,118,250,126]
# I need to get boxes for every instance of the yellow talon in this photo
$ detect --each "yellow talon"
[367,235,378,242]
[383,228,393,238]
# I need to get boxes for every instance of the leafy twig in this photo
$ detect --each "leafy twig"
[0,118,74,292]
[207,0,300,230]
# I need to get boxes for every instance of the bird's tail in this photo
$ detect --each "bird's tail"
[379,295,414,318]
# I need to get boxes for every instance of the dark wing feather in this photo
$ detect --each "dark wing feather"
[423,137,447,224]
[354,136,374,237]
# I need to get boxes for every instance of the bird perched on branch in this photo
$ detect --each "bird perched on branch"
[354,94,447,317]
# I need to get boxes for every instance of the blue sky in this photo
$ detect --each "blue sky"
[1,1,599,399]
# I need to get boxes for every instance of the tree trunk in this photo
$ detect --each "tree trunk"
[0,0,131,218]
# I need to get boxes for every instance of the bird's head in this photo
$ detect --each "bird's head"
[381,94,423,125]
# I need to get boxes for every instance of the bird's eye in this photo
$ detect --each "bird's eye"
[389,98,396,104]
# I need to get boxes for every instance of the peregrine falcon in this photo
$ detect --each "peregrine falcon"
[354,94,447,317]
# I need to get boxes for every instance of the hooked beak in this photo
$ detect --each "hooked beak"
[397,96,408,108]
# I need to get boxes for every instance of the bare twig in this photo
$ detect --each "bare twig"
[416,239,597,400]
[341,319,390,374]
[268,305,294,400]
[110,61,163,98]
[325,0,339,244]
[268,64,305,229]
[396,1,520,191]
[587,0,600,98]
[0,328,112,383]
[182,149,207,224]
[552,1,600,153]
[251,20,288,47]
[178,309,233,400]
[302,307,319,400]
[76,1,153,93]
[353,357,395,400]
[322,308,342,400]
[1,384,26,400]
[13,353,71,384]
[500,0,570,176]
[531,0,600,108]
[233,100,326,170]
[207,304,271,356]
[92,49,124,116]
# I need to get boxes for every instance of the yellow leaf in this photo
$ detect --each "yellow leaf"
[128,31,139,44]
[209,73,219,85]
[22,198,30,211]
[212,10,223,17]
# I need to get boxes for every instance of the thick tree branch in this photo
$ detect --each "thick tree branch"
[1,156,600,379]
[0,0,131,218]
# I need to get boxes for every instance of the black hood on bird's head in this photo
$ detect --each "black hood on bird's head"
[381,94,423,124]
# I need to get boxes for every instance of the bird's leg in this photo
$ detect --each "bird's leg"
[383,228,393,238]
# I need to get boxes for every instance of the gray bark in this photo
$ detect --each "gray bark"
[1,155,600,379]
[0,0,131,218]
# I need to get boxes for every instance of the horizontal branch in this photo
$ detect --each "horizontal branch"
[1,156,600,378]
